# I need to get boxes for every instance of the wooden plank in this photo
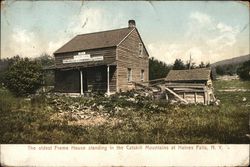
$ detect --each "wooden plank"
[165,85,206,88]
[165,87,188,104]
[165,83,205,86]
[173,88,204,91]
[195,92,197,103]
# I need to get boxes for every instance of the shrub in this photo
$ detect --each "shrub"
[3,57,43,96]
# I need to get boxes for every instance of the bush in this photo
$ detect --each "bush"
[3,57,43,96]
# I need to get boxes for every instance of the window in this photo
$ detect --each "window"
[127,68,132,82]
[139,43,143,57]
[140,70,144,82]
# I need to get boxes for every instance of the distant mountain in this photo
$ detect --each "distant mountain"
[211,54,250,76]
[211,54,250,67]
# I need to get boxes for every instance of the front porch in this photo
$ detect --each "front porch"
[54,65,116,95]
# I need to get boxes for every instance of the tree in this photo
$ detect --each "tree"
[237,60,250,80]
[216,65,225,76]
[35,53,55,86]
[199,61,205,68]
[173,59,185,70]
[149,57,171,80]
[3,56,43,96]
[35,53,54,67]
[205,62,210,68]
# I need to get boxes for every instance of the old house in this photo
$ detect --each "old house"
[165,68,215,105]
[52,20,149,95]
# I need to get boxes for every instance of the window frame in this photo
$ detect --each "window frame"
[140,69,144,82]
[139,43,143,57]
[127,68,132,83]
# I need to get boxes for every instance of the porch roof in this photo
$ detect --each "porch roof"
[43,61,116,70]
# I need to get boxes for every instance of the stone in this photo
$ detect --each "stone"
[97,105,104,110]
[243,97,247,102]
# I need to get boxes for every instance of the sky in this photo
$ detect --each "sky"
[1,1,249,64]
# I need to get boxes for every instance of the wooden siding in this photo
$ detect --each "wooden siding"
[166,80,214,105]
[116,29,149,91]
[54,47,116,68]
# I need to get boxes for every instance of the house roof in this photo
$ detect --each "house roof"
[165,68,211,81]
[54,27,135,54]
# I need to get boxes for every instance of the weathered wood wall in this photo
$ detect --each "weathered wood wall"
[165,81,214,104]
[54,47,116,68]
[116,29,149,91]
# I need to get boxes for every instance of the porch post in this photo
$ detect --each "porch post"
[80,70,83,95]
[107,65,110,96]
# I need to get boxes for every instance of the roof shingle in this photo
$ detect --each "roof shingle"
[165,68,211,81]
[54,27,134,54]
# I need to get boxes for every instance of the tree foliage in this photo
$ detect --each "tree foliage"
[3,56,43,96]
[149,57,171,80]
[35,53,55,67]
[215,64,239,76]
[35,53,55,86]
[173,59,185,70]
[237,60,250,80]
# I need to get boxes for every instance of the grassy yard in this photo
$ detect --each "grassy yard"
[0,80,249,144]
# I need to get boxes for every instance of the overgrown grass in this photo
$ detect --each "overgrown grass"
[213,80,250,90]
[0,80,249,144]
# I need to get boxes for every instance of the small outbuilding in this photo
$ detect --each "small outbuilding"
[165,68,215,105]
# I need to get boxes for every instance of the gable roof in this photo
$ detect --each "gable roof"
[165,68,211,81]
[54,27,135,54]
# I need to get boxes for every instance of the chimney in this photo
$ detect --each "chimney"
[128,20,136,28]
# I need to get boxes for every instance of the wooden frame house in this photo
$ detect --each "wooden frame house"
[52,20,149,95]
[165,68,215,105]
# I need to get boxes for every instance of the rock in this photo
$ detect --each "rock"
[71,114,79,121]
[215,99,220,106]
[85,115,91,120]
[46,106,52,111]
[243,97,247,102]
[127,98,135,102]
[134,93,139,97]
[97,105,104,111]
[24,98,31,101]
[80,115,85,119]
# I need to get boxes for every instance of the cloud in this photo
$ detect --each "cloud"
[147,11,243,64]
[148,42,209,65]
[188,12,241,58]
[47,7,125,56]
[1,28,47,58]
[2,7,247,65]
[2,7,125,58]
[190,11,212,25]
[148,42,182,64]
